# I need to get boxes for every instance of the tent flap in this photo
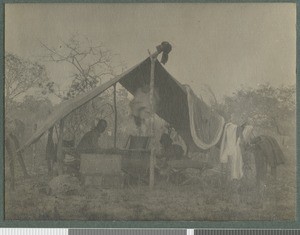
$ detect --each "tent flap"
[186,85,225,150]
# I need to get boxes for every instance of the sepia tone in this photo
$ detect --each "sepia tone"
[4,3,296,221]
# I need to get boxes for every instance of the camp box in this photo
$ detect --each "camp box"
[80,153,123,188]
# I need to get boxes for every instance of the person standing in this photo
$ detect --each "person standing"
[5,121,30,190]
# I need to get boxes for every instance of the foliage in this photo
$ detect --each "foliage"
[5,53,49,112]
[217,84,296,136]
[8,95,53,125]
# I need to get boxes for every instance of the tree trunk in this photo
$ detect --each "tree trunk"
[113,84,117,148]
[57,119,65,175]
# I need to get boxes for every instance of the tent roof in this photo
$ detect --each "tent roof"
[20,57,224,152]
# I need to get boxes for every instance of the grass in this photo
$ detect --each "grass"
[4,146,296,221]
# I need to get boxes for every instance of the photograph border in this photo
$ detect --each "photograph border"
[0,0,298,228]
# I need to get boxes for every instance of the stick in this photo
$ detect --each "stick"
[57,119,65,175]
[113,84,117,148]
[149,55,157,189]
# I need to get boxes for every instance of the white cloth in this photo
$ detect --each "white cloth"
[126,117,151,137]
[169,129,187,155]
[129,87,159,119]
[242,125,254,144]
[220,123,243,180]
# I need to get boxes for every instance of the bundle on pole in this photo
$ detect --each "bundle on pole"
[156,41,172,65]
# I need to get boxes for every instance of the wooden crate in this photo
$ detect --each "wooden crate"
[80,154,123,188]
[80,153,122,175]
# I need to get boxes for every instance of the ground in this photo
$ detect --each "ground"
[4,147,295,221]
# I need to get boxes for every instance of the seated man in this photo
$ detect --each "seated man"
[76,119,107,151]
[160,133,185,161]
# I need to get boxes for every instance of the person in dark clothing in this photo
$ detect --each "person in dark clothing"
[46,127,57,175]
[158,133,187,184]
[250,135,285,186]
[76,119,107,151]
[160,133,185,161]
[5,132,30,190]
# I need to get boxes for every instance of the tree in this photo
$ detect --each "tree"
[5,53,49,113]
[41,35,128,142]
[41,34,125,100]
[21,95,53,121]
[8,95,53,127]
[219,84,296,137]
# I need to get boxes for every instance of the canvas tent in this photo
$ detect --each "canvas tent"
[19,57,224,153]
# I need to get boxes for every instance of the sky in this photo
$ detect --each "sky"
[5,3,296,104]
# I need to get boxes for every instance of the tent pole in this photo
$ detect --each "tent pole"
[113,84,117,148]
[57,118,65,175]
[149,55,157,189]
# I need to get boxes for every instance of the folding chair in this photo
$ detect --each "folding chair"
[124,135,150,150]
